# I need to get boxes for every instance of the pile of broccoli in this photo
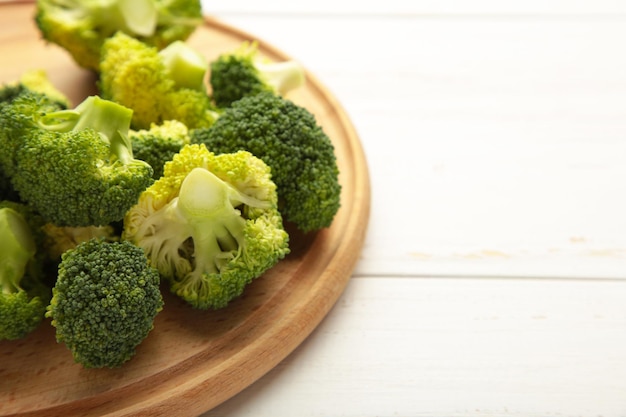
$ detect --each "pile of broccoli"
[0,0,342,369]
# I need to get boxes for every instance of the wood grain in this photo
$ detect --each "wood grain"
[0,3,370,416]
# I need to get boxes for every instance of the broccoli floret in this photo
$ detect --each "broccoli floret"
[3,94,153,227]
[46,238,163,368]
[35,0,203,71]
[0,72,69,179]
[123,144,290,309]
[209,41,305,108]
[129,120,191,178]
[191,92,341,233]
[99,32,218,129]
[0,203,51,341]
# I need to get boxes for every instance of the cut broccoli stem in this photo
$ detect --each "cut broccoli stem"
[177,168,247,274]
[159,41,208,91]
[0,208,36,294]
[38,96,136,164]
[256,61,306,96]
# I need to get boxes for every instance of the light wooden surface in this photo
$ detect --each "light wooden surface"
[0,3,368,416]
[199,1,626,416]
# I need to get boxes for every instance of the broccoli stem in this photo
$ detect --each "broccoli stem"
[39,96,136,165]
[257,61,306,95]
[159,41,208,91]
[177,168,246,274]
[0,208,36,295]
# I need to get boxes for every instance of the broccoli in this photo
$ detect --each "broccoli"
[0,202,51,341]
[35,0,203,71]
[190,92,341,233]
[0,69,70,108]
[129,120,191,179]
[123,144,290,309]
[209,41,305,108]
[46,238,163,368]
[99,32,218,130]
[2,94,154,227]
[0,72,69,179]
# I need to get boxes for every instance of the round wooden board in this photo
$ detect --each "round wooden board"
[0,3,370,416]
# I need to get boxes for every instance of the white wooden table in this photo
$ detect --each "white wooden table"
[200,1,626,416]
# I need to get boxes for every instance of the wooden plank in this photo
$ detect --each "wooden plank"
[204,276,626,417]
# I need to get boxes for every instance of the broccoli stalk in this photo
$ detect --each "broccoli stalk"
[39,95,135,164]
[159,41,208,92]
[0,207,49,341]
[0,208,36,292]
[209,41,306,108]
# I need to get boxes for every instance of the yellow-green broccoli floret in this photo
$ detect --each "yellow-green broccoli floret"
[0,203,51,341]
[47,238,163,368]
[4,94,153,227]
[209,41,305,108]
[99,32,218,129]
[129,120,191,178]
[35,0,203,71]
[191,92,341,233]
[123,144,290,309]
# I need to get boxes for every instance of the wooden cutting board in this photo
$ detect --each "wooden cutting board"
[0,2,370,416]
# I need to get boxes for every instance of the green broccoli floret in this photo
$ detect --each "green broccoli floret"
[129,120,191,178]
[123,144,290,309]
[46,238,163,368]
[191,92,341,233]
[99,32,218,130]
[35,0,203,71]
[3,94,154,227]
[0,203,51,341]
[0,72,69,179]
[209,41,305,108]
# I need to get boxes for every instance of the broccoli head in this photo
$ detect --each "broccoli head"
[5,94,153,227]
[209,41,305,108]
[129,120,191,179]
[35,0,203,71]
[0,203,51,341]
[123,144,290,309]
[99,32,218,129]
[191,92,341,233]
[47,238,163,368]
[0,72,69,179]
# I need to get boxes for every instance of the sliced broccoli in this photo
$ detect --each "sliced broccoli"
[47,238,163,368]
[35,0,203,71]
[3,94,153,226]
[209,41,305,108]
[129,120,191,178]
[123,144,290,309]
[99,32,218,129]
[0,203,51,341]
[191,92,341,233]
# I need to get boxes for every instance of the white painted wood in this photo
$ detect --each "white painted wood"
[202,0,626,16]
[204,276,626,416]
